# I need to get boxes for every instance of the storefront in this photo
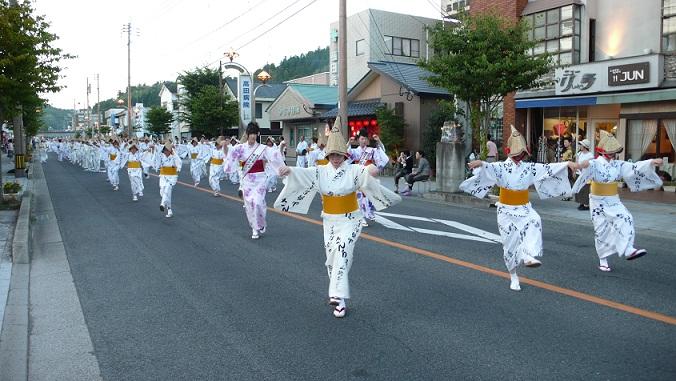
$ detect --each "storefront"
[267,84,337,157]
[516,53,676,175]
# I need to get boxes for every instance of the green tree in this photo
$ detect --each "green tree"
[420,12,551,159]
[421,100,457,169]
[145,107,174,138]
[257,47,329,83]
[375,105,406,154]
[99,125,111,135]
[188,85,239,138]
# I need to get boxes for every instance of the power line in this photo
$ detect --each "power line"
[205,0,318,67]
[183,0,275,49]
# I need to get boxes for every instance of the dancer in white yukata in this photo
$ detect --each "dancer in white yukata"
[121,141,144,201]
[107,139,122,191]
[572,130,663,272]
[155,142,182,218]
[264,137,280,193]
[275,121,401,318]
[184,138,206,187]
[347,128,389,227]
[224,122,285,239]
[209,137,227,196]
[461,126,576,291]
[295,136,308,168]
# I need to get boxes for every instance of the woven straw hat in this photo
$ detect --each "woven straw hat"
[128,141,138,151]
[506,125,528,157]
[578,139,591,149]
[597,130,622,154]
[163,141,173,153]
[325,116,348,157]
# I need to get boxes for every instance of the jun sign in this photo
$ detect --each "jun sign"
[554,54,662,95]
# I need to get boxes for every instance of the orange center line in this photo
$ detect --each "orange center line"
[162,175,676,326]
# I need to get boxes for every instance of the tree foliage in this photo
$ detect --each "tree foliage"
[178,68,238,137]
[40,105,72,130]
[420,12,551,158]
[92,81,176,112]
[0,0,72,119]
[145,107,174,138]
[375,105,406,154]
[256,47,328,83]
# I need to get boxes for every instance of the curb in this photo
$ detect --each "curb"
[0,168,32,380]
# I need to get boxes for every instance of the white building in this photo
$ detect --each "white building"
[329,9,440,88]
[159,83,182,139]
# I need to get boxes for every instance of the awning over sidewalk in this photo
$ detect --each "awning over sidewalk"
[515,96,597,109]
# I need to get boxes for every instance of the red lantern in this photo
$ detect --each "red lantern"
[370,119,377,126]
[348,121,354,127]
[356,120,363,127]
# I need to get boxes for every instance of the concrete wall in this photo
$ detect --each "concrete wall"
[593,0,661,60]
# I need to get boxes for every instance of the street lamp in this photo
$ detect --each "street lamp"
[251,70,272,128]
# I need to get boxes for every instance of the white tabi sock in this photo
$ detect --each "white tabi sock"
[599,258,609,268]
[509,271,521,291]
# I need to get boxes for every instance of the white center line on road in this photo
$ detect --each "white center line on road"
[374,211,500,244]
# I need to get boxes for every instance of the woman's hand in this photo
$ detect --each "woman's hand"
[367,164,379,177]
[567,161,578,170]
[278,166,291,177]
[652,158,663,166]
[467,160,483,169]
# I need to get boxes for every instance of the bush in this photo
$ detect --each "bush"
[3,182,22,194]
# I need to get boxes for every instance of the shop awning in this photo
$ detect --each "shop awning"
[515,96,597,109]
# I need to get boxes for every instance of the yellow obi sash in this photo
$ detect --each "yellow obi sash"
[591,181,618,196]
[322,192,359,214]
[127,161,141,169]
[211,158,224,165]
[190,153,198,159]
[159,167,177,176]
[499,188,529,206]
[109,154,117,161]
[316,159,329,166]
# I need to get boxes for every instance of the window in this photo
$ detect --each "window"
[525,4,581,65]
[664,0,676,51]
[384,35,420,57]
[356,39,365,56]
[255,102,263,119]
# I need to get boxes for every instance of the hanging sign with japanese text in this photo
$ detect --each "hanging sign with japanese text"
[239,74,252,123]
[554,54,662,95]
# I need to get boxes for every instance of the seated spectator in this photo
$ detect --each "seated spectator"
[394,150,413,193]
[401,150,430,195]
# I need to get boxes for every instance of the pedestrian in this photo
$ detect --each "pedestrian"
[401,151,431,196]
[224,122,285,239]
[265,137,279,192]
[274,122,401,318]
[394,150,413,193]
[572,130,663,272]
[347,128,389,226]
[122,141,144,201]
[308,142,327,167]
[461,126,576,291]
[561,138,574,201]
[6,139,14,158]
[278,136,287,159]
[486,134,498,162]
[156,141,182,218]
[295,135,308,168]
[208,137,226,197]
[574,139,594,210]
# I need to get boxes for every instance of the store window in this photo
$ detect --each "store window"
[663,0,676,51]
[626,119,675,162]
[539,107,587,162]
[255,102,263,119]
[384,35,420,58]
[524,4,581,65]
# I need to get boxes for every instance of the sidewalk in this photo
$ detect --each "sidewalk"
[381,175,676,237]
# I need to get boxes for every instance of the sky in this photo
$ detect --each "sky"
[33,0,443,110]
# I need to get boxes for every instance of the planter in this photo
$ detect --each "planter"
[2,193,19,202]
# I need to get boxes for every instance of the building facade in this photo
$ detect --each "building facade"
[467,0,676,178]
[329,9,440,88]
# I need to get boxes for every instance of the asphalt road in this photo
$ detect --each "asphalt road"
[42,157,676,381]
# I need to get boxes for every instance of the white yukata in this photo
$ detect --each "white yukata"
[121,151,144,198]
[187,144,208,185]
[155,153,182,211]
[307,148,327,167]
[460,159,571,271]
[347,145,389,221]
[295,140,309,168]
[225,143,285,233]
[209,147,226,193]
[274,162,401,299]
[572,158,662,259]
[106,147,122,188]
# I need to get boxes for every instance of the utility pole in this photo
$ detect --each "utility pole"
[123,22,133,138]
[219,60,224,137]
[96,74,101,135]
[338,0,348,138]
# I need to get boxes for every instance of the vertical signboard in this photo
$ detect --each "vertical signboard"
[239,74,251,124]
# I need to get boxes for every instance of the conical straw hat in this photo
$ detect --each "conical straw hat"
[597,129,622,154]
[506,125,528,157]
[325,116,348,157]
[163,141,173,152]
